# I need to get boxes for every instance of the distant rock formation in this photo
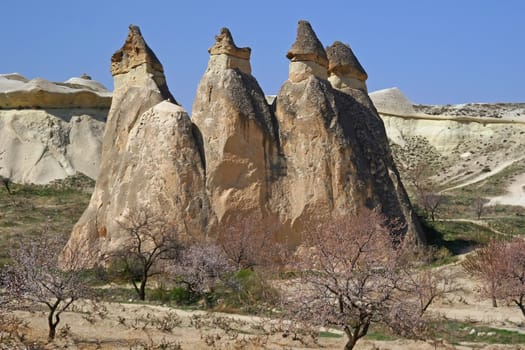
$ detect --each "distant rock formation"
[0,73,109,184]
[370,87,525,196]
[63,25,209,263]
[0,73,111,109]
[64,21,425,266]
[369,87,418,116]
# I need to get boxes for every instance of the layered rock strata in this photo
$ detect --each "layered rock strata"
[64,25,208,264]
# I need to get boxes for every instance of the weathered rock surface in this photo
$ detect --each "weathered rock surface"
[370,87,525,197]
[64,26,208,264]
[0,109,105,184]
[0,73,108,184]
[273,21,424,242]
[192,28,278,228]
[326,41,368,93]
[0,73,111,109]
[64,22,428,265]
[286,20,328,82]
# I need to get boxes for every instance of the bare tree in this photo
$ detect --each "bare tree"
[111,209,182,301]
[169,241,234,307]
[282,208,437,350]
[462,239,506,307]
[400,268,458,314]
[417,189,445,222]
[1,234,91,340]
[497,238,525,316]
[472,197,487,220]
[217,214,284,271]
[404,159,433,196]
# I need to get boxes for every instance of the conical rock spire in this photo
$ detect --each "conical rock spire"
[286,20,328,67]
[326,41,367,81]
[326,41,368,92]
[209,28,251,60]
[111,25,164,76]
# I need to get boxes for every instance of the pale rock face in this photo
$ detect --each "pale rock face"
[369,87,418,116]
[0,108,105,184]
[208,54,251,75]
[0,72,109,183]
[0,73,111,109]
[288,61,328,82]
[63,25,208,265]
[192,28,278,227]
[328,74,367,94]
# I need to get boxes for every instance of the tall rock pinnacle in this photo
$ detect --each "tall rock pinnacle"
[326,41,368,92]
[274,21,425,243]
[110,25,176,104]
[286,20,328,81]
[63,25,208,266]
[192,28,279,230]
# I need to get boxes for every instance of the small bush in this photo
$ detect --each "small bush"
[148,285,197,305]
[215,269,280,314]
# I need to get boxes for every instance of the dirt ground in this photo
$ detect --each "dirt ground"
[3,259,525,350]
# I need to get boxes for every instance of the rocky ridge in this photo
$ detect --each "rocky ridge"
[64,21,425,265]
[370,87,525,203]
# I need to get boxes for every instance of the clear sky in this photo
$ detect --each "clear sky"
[2,0,524,110]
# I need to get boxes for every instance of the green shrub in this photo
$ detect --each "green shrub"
[215,269,280,314]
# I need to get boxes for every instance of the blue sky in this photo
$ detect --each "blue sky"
[3,1,524,110]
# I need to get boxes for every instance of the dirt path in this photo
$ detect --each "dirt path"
[437,218,508,236]
[441,156,525,193]
[488,173,525,207]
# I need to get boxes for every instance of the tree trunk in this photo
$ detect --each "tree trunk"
[47,309,59,340]
[344,338,358,350]
[492,295,497,307]
[515,298,525,317]
[139,277,147,301]
[343,326,359,350]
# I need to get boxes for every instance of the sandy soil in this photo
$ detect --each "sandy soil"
[4,260,525,350]
[488,173,525,207]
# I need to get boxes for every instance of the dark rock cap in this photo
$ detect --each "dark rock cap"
[111,25,165,76]
[286,20,328,68]
[208,28,251,60]
[326,41,368,81]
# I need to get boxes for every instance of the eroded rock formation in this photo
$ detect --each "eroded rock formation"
[192,28,279,228]
[65,21,425,266]
[0,73,108,184]
[63,26,208,263]
[272,21,423,242]
[326,41,368,93]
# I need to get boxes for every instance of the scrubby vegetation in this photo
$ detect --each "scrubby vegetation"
[1,177,525,349]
